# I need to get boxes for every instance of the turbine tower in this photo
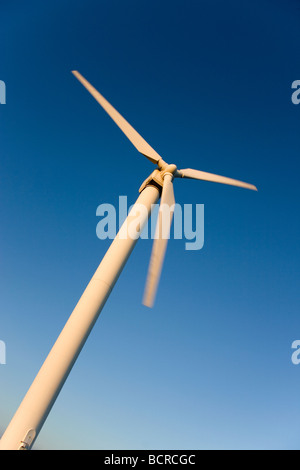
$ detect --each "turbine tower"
[0,71,257,450]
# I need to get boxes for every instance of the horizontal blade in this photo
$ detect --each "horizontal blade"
[143,174,175,308]
[179,168,257,191]
[72,71,162,164]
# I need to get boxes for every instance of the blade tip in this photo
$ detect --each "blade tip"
[142,292,154,308]
[71,70,80,78]
[142,298,153,308]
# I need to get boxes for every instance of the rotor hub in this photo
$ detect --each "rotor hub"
[161,163,177,176]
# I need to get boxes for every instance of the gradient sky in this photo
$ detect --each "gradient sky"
[1,0,300,450]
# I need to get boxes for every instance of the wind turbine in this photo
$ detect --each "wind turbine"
[0,71,257,450]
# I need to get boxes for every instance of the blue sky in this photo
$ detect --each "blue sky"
[1,0,300,449]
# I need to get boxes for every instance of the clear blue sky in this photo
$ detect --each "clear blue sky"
[1,0,300,450]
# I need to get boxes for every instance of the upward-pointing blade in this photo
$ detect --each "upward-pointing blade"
[72,71,162,164]
[178,168,258,191]
[143,174,175,308]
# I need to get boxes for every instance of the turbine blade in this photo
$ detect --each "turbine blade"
[179,168,257,191]
[143,175,175,308]
[72,71,162,164]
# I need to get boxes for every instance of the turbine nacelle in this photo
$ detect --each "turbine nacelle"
[139,162,178,193]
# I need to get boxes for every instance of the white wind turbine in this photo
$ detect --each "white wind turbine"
[0,71,257,450]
